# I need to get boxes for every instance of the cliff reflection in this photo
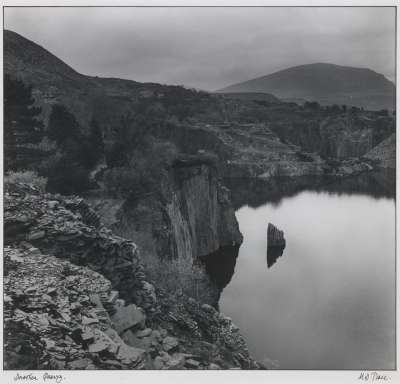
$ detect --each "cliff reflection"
[225,170,395,210]
[205,170,395,308]
[200,245,239,294]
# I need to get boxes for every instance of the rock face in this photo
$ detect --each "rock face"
[267,224,286,269]
[263,112,395,161]
[157,120,327,179]
[102,160,243,261]
[156,118,390,180]
[95,160,243,305]
[4,181,260,370]
[267,223,286,247]
[364,133,396,169]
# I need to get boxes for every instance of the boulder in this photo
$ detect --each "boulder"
[117,344,146,365]
[111,304,145,334]
[165,353,186,369]
[89,329,119,354]
[81,329,95,343]
[185,358,201,369]
[68,358,90,370]
[162,336,179,352]
[27,230,46,241]
[82,316,99,325]
[267,223,286,247]
[136,328,152,338]
[88,340,109,353]
[153,356,165,369]
[120,329,139,347]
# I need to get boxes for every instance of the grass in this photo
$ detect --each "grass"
[4,170,47,192]
[143,252,217,303]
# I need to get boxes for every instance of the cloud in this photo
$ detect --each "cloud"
[4,7,395,90]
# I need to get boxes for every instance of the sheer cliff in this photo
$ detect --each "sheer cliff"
[89,159,242,305]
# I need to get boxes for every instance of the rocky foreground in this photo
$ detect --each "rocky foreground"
[4,182,260,370]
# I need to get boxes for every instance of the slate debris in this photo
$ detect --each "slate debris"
[4,181,261,370]
[4,182,157,312]
[3,245,198,370]
[3,246,149,369]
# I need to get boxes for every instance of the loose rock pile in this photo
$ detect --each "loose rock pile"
[4,182,156,311]
[4,246,148,369]
[4,181,261,370]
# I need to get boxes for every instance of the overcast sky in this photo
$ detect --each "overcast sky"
[4,7,396,90]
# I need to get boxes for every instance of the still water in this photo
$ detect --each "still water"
[220,176,395,370]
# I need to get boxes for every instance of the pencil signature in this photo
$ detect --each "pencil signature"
[358,372,391,382]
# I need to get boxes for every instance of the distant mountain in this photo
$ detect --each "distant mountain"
[217,63,395,110]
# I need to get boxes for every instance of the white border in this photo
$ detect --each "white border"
[0,2,398,384]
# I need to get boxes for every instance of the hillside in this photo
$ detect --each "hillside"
[4,30,395,178]
[217,63,395,110]
[4,29,213,130]
[1,29,316,178]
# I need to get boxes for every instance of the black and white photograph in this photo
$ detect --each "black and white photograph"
[1,2,398,381]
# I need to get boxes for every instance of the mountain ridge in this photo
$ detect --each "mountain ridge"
[3,29,182,129]
[217,62,395,110]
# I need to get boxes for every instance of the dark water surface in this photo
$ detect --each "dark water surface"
[219,174,395,370]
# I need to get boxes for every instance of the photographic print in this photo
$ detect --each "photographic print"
[2,4,397,375]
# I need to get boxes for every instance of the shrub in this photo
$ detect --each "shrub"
[47,104,80,145]
[143,253,211,302]
[376,109,389,117]
[103,167,141,197]
[27,136,57,152]
[103,139,179,197]
[4,75,44,171]
[304,101,321,110]
[296,151,314,162]
[40,104,102,195]
[46,157,92,195]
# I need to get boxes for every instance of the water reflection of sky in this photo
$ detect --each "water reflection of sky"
[220,191,395,370]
